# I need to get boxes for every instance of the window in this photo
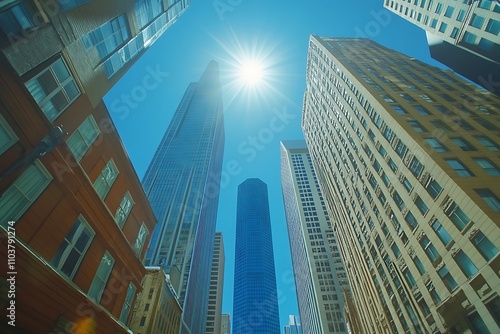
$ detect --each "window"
[423,180,440,200]
[380,94,394,103]
[407,120,426,132]
[395,141,407,158]
[478,0,493,10]
[444,6,454,18]
[0,160,52,224]
[0,2,35,35]
[405,211,418,230]
[468,312,490,334]
[451,137,476,151]
[432,220,452,246]
[134,224,149,257]
[67,116,100,161]
[446,159,474,177]
[486,19,500,35]
[450,27,459,38]
[454,119,475,131]
[475,189,500,211]
[0,113,18,155]
[120,283,136,323]
[393,191,405,210]
[435,3,443,14]
[463,32,477,45]
[473,231,499,261]
[391,105,408,115]
[404,269,416,287]
[51,215,95,279]
[399,93,415,103]
[475,136,499,151]
[415,196,429,215]
[135,0,164,29]
[431,120,451,131]
[474,158,500,176]
[445,203,470,231]
[115,192,134,228]
[425,138,447,152]
[413,105,430,115]
[93,160,119,199]
[409,157,424,177]
[435,105,453,115]
[388,158,398,173]
[469,14,485,29]
[456,9,465,22]
[430,18,438,28]
[88,251,115,302]
[476,118,497,131]
[420,236,439,261]
[82,15,130,59]
[103,36,145,78]
[402,177,413,193]
[57,0,92,10]
[25,58,80,122]
[439,22,447,33]
[454,250,478,278]
[438,266,457,290]
[413,256,426,275]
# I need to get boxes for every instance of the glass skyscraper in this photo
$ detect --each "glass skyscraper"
[233,178,281,334]
[142,60,225,334]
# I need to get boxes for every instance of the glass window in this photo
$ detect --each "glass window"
[476,118,497,131]
[414,105,430,115]
[454,119,475,131]
[393,191,405,210]
[0,160,52,224]
[408,120,427,133]
[431,120,451,131]
[405,211,419,230]
[469,14,485,29]
[25,58,80,122]
[103,34,145,78]
[435,3,443,14]
[445,203,470,230]
[430,18,438,28]
[404,269,416,287]
[435,105,453,115]
[135,0,163,30]
[454,250,478,278]
[463,31,477,45]
[119,282,136,323]
[486,19,500,35]
[0,2,35,35]
[50,215,95,279]
[380,94,394,103]
[451,137,476,151]
[472,231,498,261]
[475,189,500,211]
[450,27,459,39]
[93,160,119,199]
[415,196,429,215]
[409,157,424,177]
[426,179,442,199]
[57,0,92,10]
[445,159,474,177]
[391,105,408,115]
[395,141,407,158]
[115,192,134,228]
[439,22,447,33]
[432,220,452,246]
[402,177,413,193]
[475,136,499,151]
[388,158,398,173]
[420,235,439,261]
[438,265,457,290]
[478,0,492,9]
[0,113,18,155]
[82,15,130,59]
[425,138,447,152]
[444,6,454,18]
[474,158,500,176]
[413,256,426,275]
[399,93,416,103]
[134,224,149,257]
[456,9,465,22]
[88,251,115,302]
[66,116,100,161]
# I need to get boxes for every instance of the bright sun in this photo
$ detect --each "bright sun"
[239,61,264,85]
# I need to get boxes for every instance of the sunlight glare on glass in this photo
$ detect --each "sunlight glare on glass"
[239,61,264,85]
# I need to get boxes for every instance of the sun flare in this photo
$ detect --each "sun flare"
[239,61,264,85]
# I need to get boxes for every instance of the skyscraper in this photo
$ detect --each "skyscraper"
[142,61,225,334]
[284,315,303,334]
[302,36,499,333]
[221,314,231,334]
[1,0,189,107]
[383,0,500,96]
[280,140,349,334]
[233,178,281,334]
[206,232,225,334]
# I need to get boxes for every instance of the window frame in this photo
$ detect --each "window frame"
[88,251,115,303]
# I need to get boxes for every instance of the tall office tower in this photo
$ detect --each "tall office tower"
[233,178,281,334]
[383,0,500,96]
[206,232,226,334]
[302,36,500,334]
[142,61,225,334]
[0,0,189,107]
[284,315,303,334]
[280,140,349,334]
[221,314,231,334]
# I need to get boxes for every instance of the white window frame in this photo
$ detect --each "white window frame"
[88,251,115,302]
[66,115,100,161]
[0,113,18,155]
[115,191,134,228]
[93,159,119,200]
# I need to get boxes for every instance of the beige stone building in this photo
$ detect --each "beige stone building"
[302,36,499,333]
[206,232,225,334]
[129,267,182,334]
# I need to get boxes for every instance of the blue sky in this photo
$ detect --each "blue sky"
[104,0,446,330]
